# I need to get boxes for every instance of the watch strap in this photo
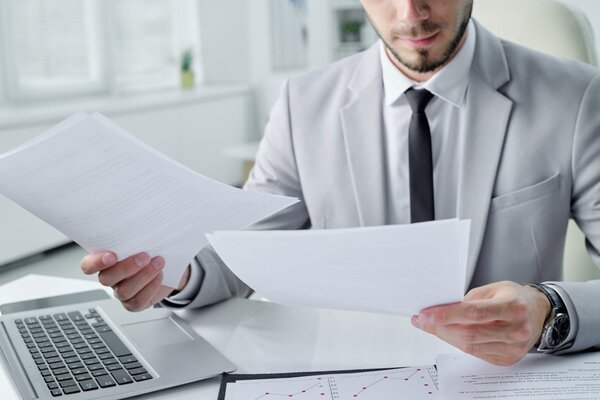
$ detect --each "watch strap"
[528,283,571,351]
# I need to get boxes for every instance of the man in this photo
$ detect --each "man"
[81,0,600,366]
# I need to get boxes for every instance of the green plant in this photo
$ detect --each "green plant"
[341,20,362,36]
[181,49,193,72]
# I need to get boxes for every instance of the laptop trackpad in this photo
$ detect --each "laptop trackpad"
[122,318,193,349]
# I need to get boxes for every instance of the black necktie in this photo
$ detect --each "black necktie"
[405,88,435,223]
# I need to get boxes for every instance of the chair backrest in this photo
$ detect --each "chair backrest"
[473,0,598,66]
[473,0,600,281]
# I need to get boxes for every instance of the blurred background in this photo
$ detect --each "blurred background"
[0,0,599,273]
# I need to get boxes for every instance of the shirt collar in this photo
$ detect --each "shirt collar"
[379,19,476,108]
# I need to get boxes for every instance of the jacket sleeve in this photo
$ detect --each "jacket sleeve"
[163,79,311,309]
[550,73,600,353]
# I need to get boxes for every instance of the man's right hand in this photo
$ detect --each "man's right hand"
[80,252,190,312]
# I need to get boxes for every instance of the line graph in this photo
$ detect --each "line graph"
[344,367,438,398]
[225,366,438,400]
[229,376,333,400]
[253,378,327,399]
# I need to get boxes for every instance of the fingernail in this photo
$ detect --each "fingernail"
[135,253,150,268]
[411,315,422,328]
[151,257,165,271]
[101,253,116,266]
[419,313,435,326]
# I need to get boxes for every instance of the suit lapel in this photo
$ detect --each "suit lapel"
[459,21,513,287]
[340,45,387,226]
[458,76,512,288]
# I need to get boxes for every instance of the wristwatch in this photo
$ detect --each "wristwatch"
[528,283,571,352]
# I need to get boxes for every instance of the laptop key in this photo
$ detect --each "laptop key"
[84,357,100,365]
[59,379,77,388]
[55,373,73,382]
[96,375,116,388]
[88,363,104,371]
[44,376,56,383]
[46,357,62,364]
[123,363,141,371]
[118,355,137,364]
[50,388,62,397]
[128,367,147,376]
[98,331,131,357]
[48,382,59,390]
[67,311,84,321]
[48,361,65,370]
[133,373,153,382]
[70,368,87,375]
[65,358,80,365]
[53,314,68,321]
[79,379,99,391]
[107,364,122,371]
[92,369,108,377]
[76,373,92,381]
[62,385,80,394]
[49,362,66,370]
[111,369,133,385]
[52,368,69,376]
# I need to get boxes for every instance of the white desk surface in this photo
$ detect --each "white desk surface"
[0,275,457,399]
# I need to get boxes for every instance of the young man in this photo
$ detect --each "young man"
[81,0,600,366]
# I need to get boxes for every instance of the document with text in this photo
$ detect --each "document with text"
[0,112,297,288]
[207,219,470,316]
[437,352,600,399]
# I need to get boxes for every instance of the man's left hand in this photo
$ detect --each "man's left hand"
[411,281,551,366]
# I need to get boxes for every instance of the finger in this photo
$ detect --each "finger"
[80,252,117,275]
[113,257,165,301]
[418,298,526,325]
[122,272,164,312]
[148,286,176,307]
[97,252,151,287]
[416,319,533,345]
[456,341,530,366]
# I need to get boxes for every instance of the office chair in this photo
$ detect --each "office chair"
[473,0,599,281]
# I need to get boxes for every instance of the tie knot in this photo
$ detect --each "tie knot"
[405,88,434,113]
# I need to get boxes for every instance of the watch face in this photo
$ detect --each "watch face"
[545,314,570,348]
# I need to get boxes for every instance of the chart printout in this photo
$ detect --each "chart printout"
[224,366,438,400]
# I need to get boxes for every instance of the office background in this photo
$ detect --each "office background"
[0,0,599,278]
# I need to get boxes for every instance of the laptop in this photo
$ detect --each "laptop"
[0,289,236,399]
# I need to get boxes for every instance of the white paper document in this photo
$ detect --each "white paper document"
[207,219,470,316]
[437,352,600,399]
[224,366,438,400]
[0,112,297,288]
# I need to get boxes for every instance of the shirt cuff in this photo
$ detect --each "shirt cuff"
[166,258,204,305]
[545,282,579,349]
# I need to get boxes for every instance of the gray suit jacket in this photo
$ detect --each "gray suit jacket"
[179,21,600,353]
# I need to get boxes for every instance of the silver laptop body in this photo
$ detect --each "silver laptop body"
[0,290,236,399]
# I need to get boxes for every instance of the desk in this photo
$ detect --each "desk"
[1,276,457,399]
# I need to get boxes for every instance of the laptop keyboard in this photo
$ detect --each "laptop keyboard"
[14,308,152,397]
